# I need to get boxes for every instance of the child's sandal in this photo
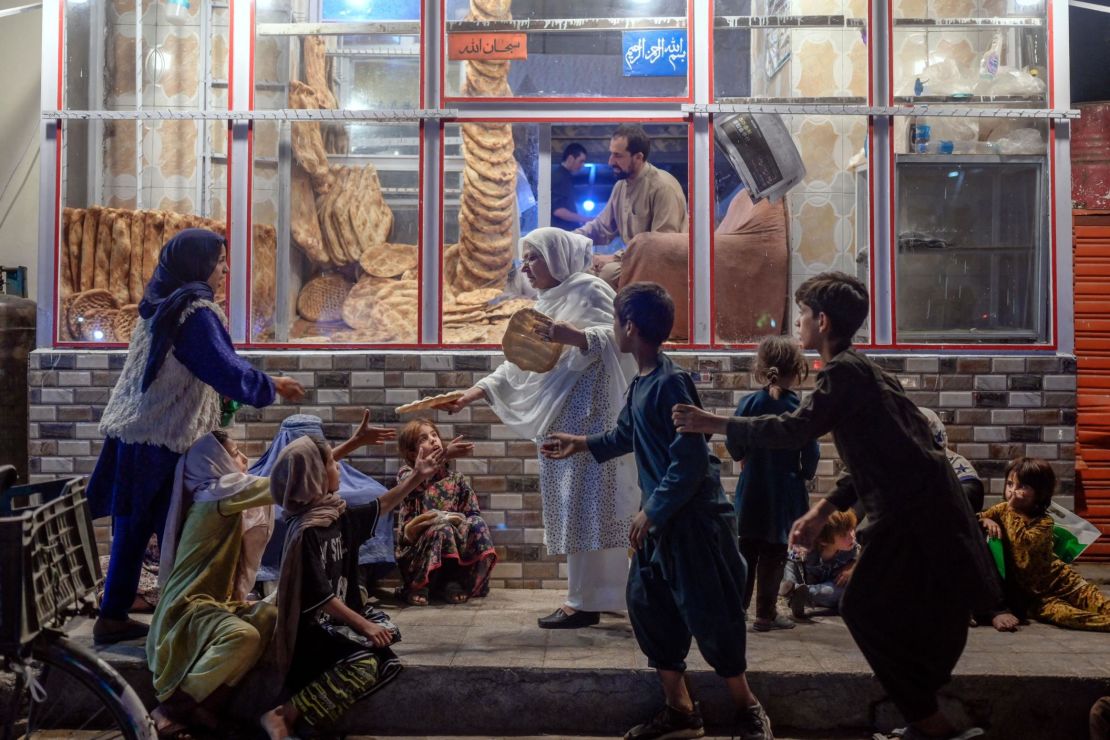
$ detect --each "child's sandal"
[403,587,429,606]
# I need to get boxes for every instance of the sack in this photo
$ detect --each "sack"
[1047,501,1101,563]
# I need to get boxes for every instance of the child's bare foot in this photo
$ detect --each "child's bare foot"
[441,581,469,604]
[260,705,296,740]
[403,587,429,606]
[151,706,191,738]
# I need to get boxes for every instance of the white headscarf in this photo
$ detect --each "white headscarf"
[522,227,594,282]
[159,433,274,598]
[477,229,636,441]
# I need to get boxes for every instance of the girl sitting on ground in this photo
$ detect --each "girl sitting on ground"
[979,457,1110,632]
[781,509,860,619]
[260,434,446,740]
[395,418,497,605]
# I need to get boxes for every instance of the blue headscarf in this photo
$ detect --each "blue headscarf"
[138,228,225,392]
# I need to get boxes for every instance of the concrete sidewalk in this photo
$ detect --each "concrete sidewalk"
[72,586,1110,738]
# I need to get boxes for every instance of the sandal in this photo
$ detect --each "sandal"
[440,581,469,604]
[403,587,429,606]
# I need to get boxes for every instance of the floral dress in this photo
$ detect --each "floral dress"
[395,467,497,596]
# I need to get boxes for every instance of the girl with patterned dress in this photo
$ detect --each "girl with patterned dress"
[87,228,305,644]
[446,228,639,629]
[394,419,497,605]
[979,457,1110,632]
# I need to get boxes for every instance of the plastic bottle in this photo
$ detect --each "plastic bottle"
[979,33,1003,80]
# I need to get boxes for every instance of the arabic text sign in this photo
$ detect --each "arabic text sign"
[448,33,527,61]
[621,30,688,77]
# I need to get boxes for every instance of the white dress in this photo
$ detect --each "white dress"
[537,327,639,555]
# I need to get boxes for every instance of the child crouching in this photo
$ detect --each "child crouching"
[781,510,859,619]
[395,418,496,605]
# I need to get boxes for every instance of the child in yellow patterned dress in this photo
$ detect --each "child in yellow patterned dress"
[979,457,1110,632]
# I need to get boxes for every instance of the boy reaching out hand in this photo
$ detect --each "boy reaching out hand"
[543,282,772,740]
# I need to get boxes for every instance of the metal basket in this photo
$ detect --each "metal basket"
[0,478,102,650]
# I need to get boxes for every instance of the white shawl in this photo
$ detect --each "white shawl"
[477,229,635,441]
[159,433,275,599]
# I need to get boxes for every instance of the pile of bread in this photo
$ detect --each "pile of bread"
[440,0,526,342]
[57,207,275,343]
[286,36,418,344]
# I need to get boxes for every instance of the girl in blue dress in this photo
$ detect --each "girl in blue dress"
[88,228,305,644]
[728,335,820,631]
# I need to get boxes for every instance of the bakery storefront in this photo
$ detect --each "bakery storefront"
[29,0,1084,583]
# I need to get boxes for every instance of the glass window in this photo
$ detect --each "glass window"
[440,119,692,345]
[254,0,421,112]
[57,118,228,345]
[891,0,1048,106]
[712,113,870,345]
[713,0,868,103]
[893,116,1050,343]
[250,120,421,345]
[64,0,229,110]
[442,0,691,102]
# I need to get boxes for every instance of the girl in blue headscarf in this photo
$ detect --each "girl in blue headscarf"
[88,228,306,645]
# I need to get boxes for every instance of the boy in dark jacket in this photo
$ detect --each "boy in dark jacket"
[544,282,772,740]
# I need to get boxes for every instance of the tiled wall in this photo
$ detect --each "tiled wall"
[28,349,1076,589]
[96,0,228,216]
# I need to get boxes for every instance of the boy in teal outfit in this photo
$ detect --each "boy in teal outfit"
[543,282,772,740]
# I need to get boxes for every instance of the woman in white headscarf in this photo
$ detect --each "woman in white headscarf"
[446,227,639,629]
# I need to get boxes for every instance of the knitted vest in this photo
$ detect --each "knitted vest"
[99,300,224,454]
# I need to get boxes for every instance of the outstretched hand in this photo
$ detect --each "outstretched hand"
[414,445,446,480]
[671,404,728,436]
[533,316,587,350]
[445,435,474,459]
[351,409,396,448]
[540,433,586,460]
[272,375,306,403]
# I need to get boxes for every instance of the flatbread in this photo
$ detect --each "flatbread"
[142,210,165,285]
[288,81,332,192]
[395,391,466,415]
[502,308,563,373]
[297,273,353,322]
[67,289,120,340]
[113,304,140,343]
[358,242,419,279]
[128,210,145,303]
[291,164,328,265]
[94,209,114,290]
[108,211,132,305]
[252,223,277,336]
[302,36,337,109]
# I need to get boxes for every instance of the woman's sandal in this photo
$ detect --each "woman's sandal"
[403,587,429,606]
[441,581,469,604]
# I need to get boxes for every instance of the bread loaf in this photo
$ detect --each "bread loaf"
[66,208,84,297]
[291,164,328,265]
[94,209,114,290]
[142,210,165,284]
[109,211,132,305]
[128,210,145,302]
[60,208,76,297]
[297,273,353,323]
[80,207,101,292]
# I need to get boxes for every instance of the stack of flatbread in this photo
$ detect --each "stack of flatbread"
[442,288,534,345]
[445,0,517,296]
[58,207,228,342]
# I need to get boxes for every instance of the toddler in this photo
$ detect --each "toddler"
[979,457,1110,632]
[781,510,860,619]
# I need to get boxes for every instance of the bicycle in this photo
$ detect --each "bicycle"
[0,465,156,740]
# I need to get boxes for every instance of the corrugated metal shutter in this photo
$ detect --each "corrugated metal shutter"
[1074,211,1110,560]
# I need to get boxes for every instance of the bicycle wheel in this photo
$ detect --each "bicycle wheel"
[2,636,155,740]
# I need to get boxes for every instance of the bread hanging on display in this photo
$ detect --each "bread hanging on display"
[56,206,230,342]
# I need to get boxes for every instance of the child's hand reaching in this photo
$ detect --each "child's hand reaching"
[540,433,586,459]
[445,435,475,459]
[413,445,446,480]
[980,517,1002,539]
[352,409,396,448]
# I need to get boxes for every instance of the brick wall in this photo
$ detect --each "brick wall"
[27,350,1077,590]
